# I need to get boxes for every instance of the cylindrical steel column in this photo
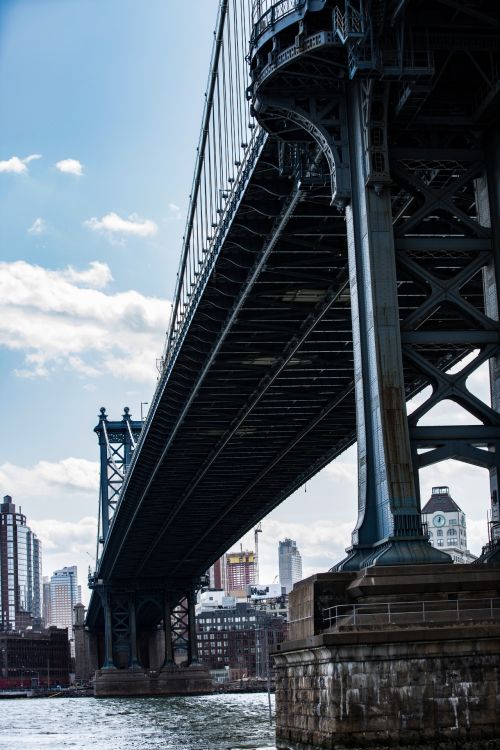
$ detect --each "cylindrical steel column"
[187,590,199,666]
[339,82,449,568]
[477,131,500,544]
[101,591,115,670]
[128,593,139,668]
[162,595,175,668]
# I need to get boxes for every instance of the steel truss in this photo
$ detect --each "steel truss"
[94,408,142,549]
[91,585,201,671]
[250,0,500,566]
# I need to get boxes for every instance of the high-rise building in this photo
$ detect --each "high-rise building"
[48,566,82,650]
[225,550,256,596]
[208,555,226,591]
[42,576,51,627]
[421,486,476,563]
[278,538,303,594]
[0,495,42,631]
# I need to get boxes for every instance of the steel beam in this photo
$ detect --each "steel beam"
[337,82,446,569]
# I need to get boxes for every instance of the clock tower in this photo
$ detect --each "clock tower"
[421,486,476,564]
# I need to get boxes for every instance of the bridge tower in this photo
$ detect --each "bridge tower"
[87,408,211,696]
[250,0,500,569]
[94,407,143,548]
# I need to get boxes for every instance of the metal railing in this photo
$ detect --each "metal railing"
[323,597,500,630]
[164,0,258,370]
[252,0,305,42]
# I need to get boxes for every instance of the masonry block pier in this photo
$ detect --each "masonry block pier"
[274,565,500,749]
[93,664,213,698]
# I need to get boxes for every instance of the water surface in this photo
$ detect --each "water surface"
[0,693,276,750]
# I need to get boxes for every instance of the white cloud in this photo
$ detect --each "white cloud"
[61,260,113,289]
[324,459,357,484]
[0,458,100,600]
[168,203,182,219]
[30,517,97,554]
[237,517,353,584]
[30,517,98,601]
[27,217,47,235]
[55,158,83,176]
[0,154,42,174]
[0,260,169,382]
[0,457,99,496]
[84,212,157,240]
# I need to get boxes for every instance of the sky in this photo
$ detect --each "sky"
[0,1,493,606]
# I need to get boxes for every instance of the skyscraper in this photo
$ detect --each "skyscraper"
[278,538,303,594]
[48,566,82,649]
[42,576,51,627]
[0,495,42,631]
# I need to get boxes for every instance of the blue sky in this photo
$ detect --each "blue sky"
[0,1,492,601]
[0,0,216,465]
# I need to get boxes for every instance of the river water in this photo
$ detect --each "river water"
[0,694,277,750]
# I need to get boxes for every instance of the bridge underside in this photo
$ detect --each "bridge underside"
[91,136,356,606]
[87,0,500,629]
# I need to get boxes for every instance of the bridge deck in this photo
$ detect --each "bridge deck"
[88,0,498,626]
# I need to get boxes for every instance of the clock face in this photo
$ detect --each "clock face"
[433,514,445,527]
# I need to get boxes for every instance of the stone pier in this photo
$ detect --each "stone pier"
[93,663,213,697]
[274,565,500,749]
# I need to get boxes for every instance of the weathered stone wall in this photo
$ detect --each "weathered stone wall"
[274,625,500,749]
[279,566,500,749]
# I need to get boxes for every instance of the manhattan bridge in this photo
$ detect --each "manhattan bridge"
[85,0,500,684]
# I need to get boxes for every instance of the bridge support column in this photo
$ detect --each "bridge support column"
[187,590,199,666]
[101,591,116,670]
[337,83,449,569]
[476,131,500,556]
[162,596,175,667]
[128,593,140,669]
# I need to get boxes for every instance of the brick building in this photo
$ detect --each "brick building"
[0,627,71,689]
[196,601,287,678]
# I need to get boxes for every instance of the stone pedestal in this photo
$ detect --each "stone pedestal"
[156,664,213,695]
[94,664,213,697]
[275,564,500,749]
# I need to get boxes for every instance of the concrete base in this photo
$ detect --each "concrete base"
[94,664,214,697]
[275,564,500,749]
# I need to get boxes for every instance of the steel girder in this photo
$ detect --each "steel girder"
[249,0,500,566]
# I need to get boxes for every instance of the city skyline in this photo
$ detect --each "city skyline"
[0,1,494,606]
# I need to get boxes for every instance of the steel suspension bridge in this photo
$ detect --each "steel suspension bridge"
[85,0,500,679]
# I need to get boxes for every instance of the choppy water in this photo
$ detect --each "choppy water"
[0,694,276,750]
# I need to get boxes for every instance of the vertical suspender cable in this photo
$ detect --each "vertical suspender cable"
[165,0,229,358]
